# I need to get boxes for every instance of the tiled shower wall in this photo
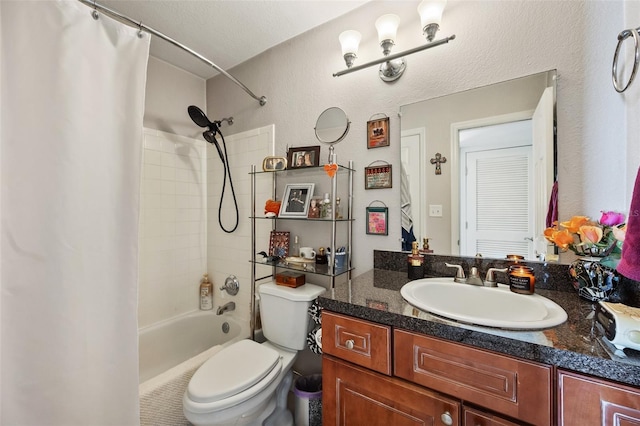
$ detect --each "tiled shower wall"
[138,126,273,329]
[138,129,207,328]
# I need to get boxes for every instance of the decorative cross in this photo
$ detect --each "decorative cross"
[430,153,447,175]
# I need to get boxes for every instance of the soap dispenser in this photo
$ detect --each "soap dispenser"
[407,241,425,280]
[199,274,213,310]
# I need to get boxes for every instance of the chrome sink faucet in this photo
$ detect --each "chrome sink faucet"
[216,301,236,315]
[445,263,507,287]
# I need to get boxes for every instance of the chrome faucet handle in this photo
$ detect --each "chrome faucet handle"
[220,275,239,296]
[445,263,466,283]
[485,268,508,287]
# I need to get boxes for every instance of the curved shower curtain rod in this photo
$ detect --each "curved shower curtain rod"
[78,0,267,106]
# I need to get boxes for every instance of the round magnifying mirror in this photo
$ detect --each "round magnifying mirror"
[315,107,350,145]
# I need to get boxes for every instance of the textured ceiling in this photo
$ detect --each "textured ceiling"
[95,0,369,79]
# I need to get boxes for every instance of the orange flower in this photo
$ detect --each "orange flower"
[579,225,603,244]
[560,216,590,234]
[544,228,574,250]
[543,227,557,243]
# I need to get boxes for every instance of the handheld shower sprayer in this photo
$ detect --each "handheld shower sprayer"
[187,105,232,161]
[187,105,239,233]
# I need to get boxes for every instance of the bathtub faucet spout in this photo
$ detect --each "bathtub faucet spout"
[216,301,236,315]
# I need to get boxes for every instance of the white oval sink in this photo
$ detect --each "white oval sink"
[400,278,567,330]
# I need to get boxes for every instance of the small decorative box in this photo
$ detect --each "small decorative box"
[275,271,306,288]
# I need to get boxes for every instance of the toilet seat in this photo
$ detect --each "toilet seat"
[186,340,282,411]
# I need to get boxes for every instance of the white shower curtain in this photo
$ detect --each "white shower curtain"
[1,1,149,424]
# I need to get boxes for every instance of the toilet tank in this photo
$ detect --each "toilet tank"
[258,283,326,351]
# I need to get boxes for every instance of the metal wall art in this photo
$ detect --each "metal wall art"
[365,161,392,189]
[366,201,389,235]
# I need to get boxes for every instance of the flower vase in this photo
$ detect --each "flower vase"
[568,256,619,302]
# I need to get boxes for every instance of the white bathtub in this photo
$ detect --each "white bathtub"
[139,310,249,426]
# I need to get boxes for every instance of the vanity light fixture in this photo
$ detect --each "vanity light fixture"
[334,0,455,82]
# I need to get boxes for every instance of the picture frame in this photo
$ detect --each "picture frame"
[262,156,287,171]
[269,231,290,257]
[279,183,315,218]
[365,164,392,189]
[287,145,321,169]
[308,198,322,219]
[366,206,388,235]
[367,117,390,149]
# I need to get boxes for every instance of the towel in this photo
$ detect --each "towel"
[617,167,640,281]
[401,164,417,251]
[546,180,558,228]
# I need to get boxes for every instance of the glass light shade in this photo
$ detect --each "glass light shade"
[417,0,447,27]
[375,14,400,44]
[339,30,361,56]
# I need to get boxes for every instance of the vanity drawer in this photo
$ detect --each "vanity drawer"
[394,329,552,426]
[322,311,391,375]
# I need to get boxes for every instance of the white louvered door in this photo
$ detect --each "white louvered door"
[461,146,533,258]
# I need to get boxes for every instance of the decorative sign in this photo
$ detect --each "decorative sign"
[365,164,392,189]
[366,206,388,235]
[367,116,390,148]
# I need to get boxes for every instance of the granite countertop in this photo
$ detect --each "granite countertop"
[318,268,640,388]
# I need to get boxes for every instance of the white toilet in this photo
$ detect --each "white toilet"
[183,282,326,426]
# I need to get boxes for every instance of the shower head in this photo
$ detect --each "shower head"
[188,105,213,128]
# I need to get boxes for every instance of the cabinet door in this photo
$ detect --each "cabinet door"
[394,329,552,426]
[463,406,521,426]
[558,369,640,426]
[323,355,460,426]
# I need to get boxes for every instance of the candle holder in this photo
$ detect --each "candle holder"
[508,265,535,295]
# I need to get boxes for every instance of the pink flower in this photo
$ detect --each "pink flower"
[600,211,625,226]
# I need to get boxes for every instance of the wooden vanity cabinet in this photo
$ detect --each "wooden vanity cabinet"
[394,329,553,426]
[323,356,461,426]
[558,369,640,425]
[322,311,459,425]
[322,311,553,426]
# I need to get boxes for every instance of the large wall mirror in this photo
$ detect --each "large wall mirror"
[400,70,557,261]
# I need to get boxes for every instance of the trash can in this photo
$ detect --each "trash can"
[293,374,322,426]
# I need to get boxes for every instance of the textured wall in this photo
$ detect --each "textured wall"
[206,0,631,273]
[145,57,206,139]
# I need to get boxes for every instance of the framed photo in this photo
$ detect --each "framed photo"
[308,198,322,218]
[366,206,388,235]
[365,164,392,189]
[262,156,287,171]
[287,145,320,169]
[269,231,290,257]
[279,183,315,218]
[367,117,390,149]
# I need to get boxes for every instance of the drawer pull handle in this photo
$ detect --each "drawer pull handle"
[345,339,355,349]
[440,411,453,425]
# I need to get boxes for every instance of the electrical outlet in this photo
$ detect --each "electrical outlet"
[429,204,443,217]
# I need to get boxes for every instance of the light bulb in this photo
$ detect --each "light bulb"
[417,0,447,41]
[339,30,361,56]
[375,14,400,45]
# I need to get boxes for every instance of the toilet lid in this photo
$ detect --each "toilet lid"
[187,339,280,404]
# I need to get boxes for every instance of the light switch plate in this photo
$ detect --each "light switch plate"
[429,204,443,217]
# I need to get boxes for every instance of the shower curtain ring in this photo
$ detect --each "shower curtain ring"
[137,21,144,38]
